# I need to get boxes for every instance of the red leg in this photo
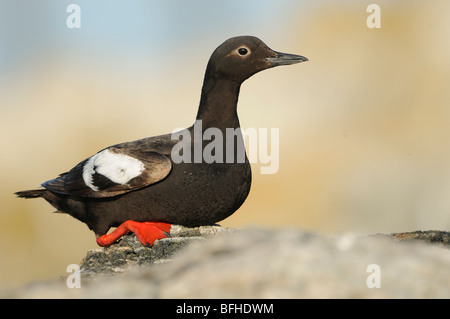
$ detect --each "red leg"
[96,220,171,247]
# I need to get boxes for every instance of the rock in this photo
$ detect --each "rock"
[3,227,450,298]
[389,230,450,248]
[80,225,236,277]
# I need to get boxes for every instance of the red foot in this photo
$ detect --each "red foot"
[96,220,171,247]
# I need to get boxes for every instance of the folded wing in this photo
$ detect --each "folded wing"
[42,146,172,198]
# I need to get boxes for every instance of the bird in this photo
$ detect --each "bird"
[16,36,308,247]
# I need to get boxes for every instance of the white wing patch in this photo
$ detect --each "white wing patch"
[82,149,145,191]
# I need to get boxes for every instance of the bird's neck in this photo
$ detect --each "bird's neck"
[196,76,242,130]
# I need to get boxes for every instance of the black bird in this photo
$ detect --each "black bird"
[16,36,307,247]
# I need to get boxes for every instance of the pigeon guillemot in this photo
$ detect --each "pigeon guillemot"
[16,36,307,247]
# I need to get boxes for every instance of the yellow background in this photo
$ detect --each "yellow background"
[1,1,450,289]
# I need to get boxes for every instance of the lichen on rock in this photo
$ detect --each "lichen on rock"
[80,225,236,277]
[3,227,450,298]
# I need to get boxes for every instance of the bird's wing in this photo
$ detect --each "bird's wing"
[42,143,172,198]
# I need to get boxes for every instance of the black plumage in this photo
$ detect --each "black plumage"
[16,36,307,245]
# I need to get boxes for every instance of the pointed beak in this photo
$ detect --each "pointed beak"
[266,51,308,67]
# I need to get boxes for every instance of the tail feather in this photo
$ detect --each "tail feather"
[15,189,46,198]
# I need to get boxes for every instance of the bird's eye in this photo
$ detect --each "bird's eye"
[238,47,248,56]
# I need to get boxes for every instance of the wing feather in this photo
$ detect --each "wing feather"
[42,146,172,198]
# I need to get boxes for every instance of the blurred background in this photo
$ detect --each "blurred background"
[1,0,450,289]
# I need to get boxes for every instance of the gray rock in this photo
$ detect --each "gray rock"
[3,227,450,298]
[80,225,235,277]
[388,230,450,248]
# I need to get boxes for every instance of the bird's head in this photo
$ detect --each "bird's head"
[206,35,308,83]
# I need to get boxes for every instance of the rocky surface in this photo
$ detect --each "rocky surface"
[3,226,450,298]
[80,225,235,278]
[389,230,450,247]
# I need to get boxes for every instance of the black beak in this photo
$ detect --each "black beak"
[266,51,308,66]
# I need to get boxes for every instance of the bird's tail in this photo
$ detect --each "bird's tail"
[15,189,46,198]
